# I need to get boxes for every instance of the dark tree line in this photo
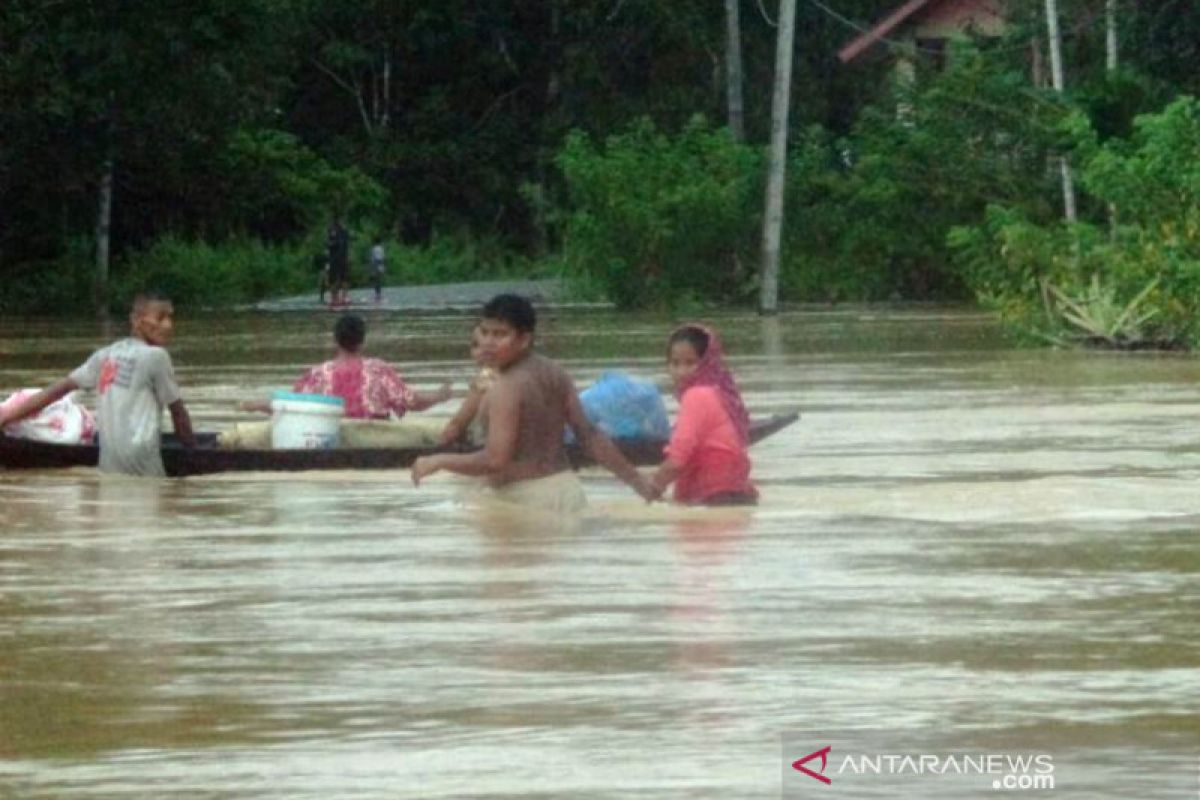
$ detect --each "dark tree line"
[1,0,1197,314]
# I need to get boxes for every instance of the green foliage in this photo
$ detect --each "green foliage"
[556,116,761,308]
[0,239,96,316]
[950,97,1200,348]
[4,0,1200,325]
[1083,96,1200,225]
[114,236,312,310]
[380,233,533,287]
[781,46,1067,302]
[218,128,387,238]
[1042,275,1161,347]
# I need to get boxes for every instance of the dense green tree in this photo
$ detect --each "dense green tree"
[0,0,308,304]
[2,0,1200,317]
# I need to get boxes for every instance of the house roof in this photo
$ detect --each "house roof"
[837,0,937,64]
[838,0,1007,64]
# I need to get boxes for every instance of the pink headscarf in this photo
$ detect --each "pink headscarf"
[670,323,750,445]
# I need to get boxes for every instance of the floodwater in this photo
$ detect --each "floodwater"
[0,309,1196,799]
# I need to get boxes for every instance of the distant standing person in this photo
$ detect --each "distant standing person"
[326,217,350,306]
[0,291,195,476]
[369,238,386,303]
[313,251,330,304]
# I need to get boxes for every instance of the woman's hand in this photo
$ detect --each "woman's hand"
[636,473,664,503]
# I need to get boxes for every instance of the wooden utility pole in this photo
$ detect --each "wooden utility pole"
[94,98,115,316]
[1044,0,1077,223]
[760,0,797,315]
[1105,0,1119,232]
[724,0,745,141]
[1105,0,1118,72]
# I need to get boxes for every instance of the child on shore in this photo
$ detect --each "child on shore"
[369,238,386,303]
[0,291,195,476]
[412,294,656,512]
[648,324,757,506]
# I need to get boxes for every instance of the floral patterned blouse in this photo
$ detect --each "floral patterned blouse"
[293,357,416,419]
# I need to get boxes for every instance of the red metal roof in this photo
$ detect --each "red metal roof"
[837,0,937,63]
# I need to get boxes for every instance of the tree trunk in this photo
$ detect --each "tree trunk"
[1104,0,1118,232]
[1105,0,1118,72]
[723,0,745,142]
[1030,36,1045,87]
[94,104,115,317]
[1043,0,1077,223]
[759,0,797,316]
[529,3,562,257]
[381,50,391,130]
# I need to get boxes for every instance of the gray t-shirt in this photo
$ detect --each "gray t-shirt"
[69,337,181,476]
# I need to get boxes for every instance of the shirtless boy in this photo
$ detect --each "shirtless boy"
[411,294,656,511]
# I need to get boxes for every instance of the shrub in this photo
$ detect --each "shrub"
[783,46,1069,303]
[114,236,311,310]
[555,116,762,309]
[0,238,95,316]
[949,96,1200,348]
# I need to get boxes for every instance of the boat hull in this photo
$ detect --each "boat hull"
[0,413,799,478]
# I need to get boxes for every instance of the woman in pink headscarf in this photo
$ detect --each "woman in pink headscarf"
[648,324,758,505]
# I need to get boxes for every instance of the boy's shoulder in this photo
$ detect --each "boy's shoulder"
[98,336,166,355]
[511,352,569,379]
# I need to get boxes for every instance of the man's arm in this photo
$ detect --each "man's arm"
[438,386,484,445]
[410,382,453,411]
[413,379,517,485]
[0,378,77,432]
[168,400,196,448]
[565,387,660,502]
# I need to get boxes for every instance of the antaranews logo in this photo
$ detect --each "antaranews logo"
[783,733,1055,796]
[792,746,833,785]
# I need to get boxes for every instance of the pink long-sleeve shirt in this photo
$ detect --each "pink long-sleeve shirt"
[664,385,756,503]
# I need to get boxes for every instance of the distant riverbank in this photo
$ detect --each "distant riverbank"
[252,278,613,313]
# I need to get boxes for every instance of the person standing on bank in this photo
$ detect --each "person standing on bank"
[314,251,331,305]
[326,216,351,307]
[0,291,195,476]
[411,294,657,512]
[369,237,386,304]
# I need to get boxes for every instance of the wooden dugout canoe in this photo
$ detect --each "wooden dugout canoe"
[0,412,799,478]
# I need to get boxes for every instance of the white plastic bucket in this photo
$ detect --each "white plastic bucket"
[270,391,344,449]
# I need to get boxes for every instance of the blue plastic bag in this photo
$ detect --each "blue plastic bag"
[573,371,670,441]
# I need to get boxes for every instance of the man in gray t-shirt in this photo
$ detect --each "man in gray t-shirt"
[0,293,195,476]
[69,337,183,475]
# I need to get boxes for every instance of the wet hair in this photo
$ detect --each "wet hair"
[131,290,172,313]
[334,314,366,351]
[481,293,536,334]
[668,325,709,358]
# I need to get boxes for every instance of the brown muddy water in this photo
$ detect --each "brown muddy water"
[0,309,1197,799]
